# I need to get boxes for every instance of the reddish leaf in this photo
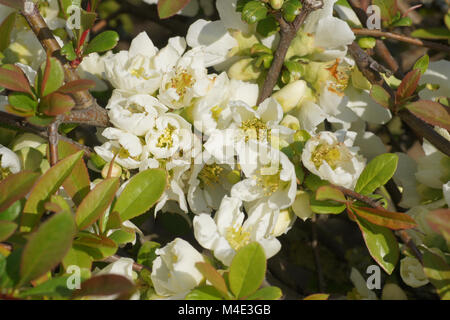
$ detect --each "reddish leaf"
[58,79,96,94]
[0,171,40,212]
[39,56,64,97]
[0,65,33,95]
[352,206,417,230]
[73,274,136,299]
[0,0,24,9]
[316,185,347,203]
[39,93,75,116]
[196,262,229,298]
[406,100,450,131]
[157,0,192,19]
[396,69,421,104]
[426,209,450,242]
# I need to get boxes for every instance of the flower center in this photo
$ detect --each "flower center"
[170,68,195,97]
[240,118,270,142]
[311,143,341,169]
[130,67,152,80]
[198,163,224,188]
[156,124,176,148]
[226,226,251,251]
[256,165,282,196]
[127,102,146,114]
[211,105,224,122]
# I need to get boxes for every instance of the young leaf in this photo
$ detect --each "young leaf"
[0,220,17,242]
[39,56,65,97]
[0,65,33,95]
[422,249,450,300]
[21,151,84,232]
[0,199,23,222]
[112,168,167,221]
[73,233,118,261]
[57,140,90,206]
[185,285,223,300]
[282,0,302,22]
[229,242,266,299]
[351,206,417,230]
[310,196,346,214]
[84,31,119,55]
[406,100,450,131]
[19,209,76,286]
[157,0,192,19]
[396,69,421,104]
[0,12,16,51]
[414,55,429,75]
[58,79,96,94]
[61,42,77,61]
[73,274,135,299]
[0,171,39,212]
[246,286,282,300]
[196,262,230,298]
[354,215,399,275]
[39,92,75,116]
[411,28,450,40]
[370,85,391,108]
[8,92,38,114]
[242,1,268,24]
[315,185,347,203]
[75,177,119,230]
[355,153,398,195]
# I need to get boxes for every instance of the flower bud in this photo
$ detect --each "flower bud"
[400,256,429,288]
[102,162,123,179]
[273,80,307,113]
[281,115,300,131]
[228,58,261,81]
[270,0,284,10]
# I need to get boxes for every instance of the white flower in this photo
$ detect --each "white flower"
[0,144,21,178]
[193,196,281,266]
[302,0,355,61]
[302,130,366,189]
[144,113,193,159]
[77,52,110,92]
[158,48,212,109]
[400,257,429,288]
[151,238,205,297]
[94,128,144,169]
[106,90,168,136]
[418,60,450,101]
[104,32,186,95]
[231,140,297,210]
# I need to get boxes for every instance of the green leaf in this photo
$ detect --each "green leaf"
[21,151,83,232]
[73,274,135,299]
[0,12,16,51]
[39,56,65,97]
[185,285,223,300]
[373,0,398,23]
[396,69,421,104]
[196,262,230,298]
[406,100,450,131]
[108,227,135,245]
[26,114,55,127]
[357,37,377,49]
[61,42,77,61]
[411,28,450,40]
[19,276,73,299]
[137,241,160,268]
[19,209,76,286]
[62,246,93,271]
[0,64,33,95]
[315,185,347,203]
[84,31,119,55]
[414,55,429,75]
[390,16,412,28]
[246,286,282,300]
[351,206,417,230]
[426,209,450,243]
[304,174,329,192]
[370,85,392,108]
[73,233,117,261]
[309,196,346,214]
[303,293,330,300]
[229,242,266,299]
[0,171,39,212]
[58,79,96,94]
[256,16,279,37]
[17,147,43,172]
[57,140,90,206]
[355,153,398,195]
[0,199,23,221]
[422,249,450,300]
[75,177,119,230]
[60,0,82,16]
[0,220,17,242]
[242,1,268,24]
[282,0,302,22]
[354,215,399,275]
[157,0,192,19]
[112,168,166,221]
[8,92,38,114]
[39,92,75,116]
[0,248,22,289]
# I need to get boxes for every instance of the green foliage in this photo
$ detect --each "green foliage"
[413,55,430,75]
[241,1,268,24]
[355,153,399,195]
[157,0,192,19]
[84,31,119,55]
[422,248,450,299]
[282,0,302,22]
[370,85,392,108]
[405,100,450,131]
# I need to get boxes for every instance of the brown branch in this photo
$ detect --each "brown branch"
[352,28,450,54]
[48,118,61,166]
[257,0,324,104]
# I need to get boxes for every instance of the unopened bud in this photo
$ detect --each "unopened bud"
[270,0,284,10]
[273,80,307,113]
[280,115,300,131]
[102,162,122,179]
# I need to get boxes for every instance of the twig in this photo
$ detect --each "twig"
[257,0,324,104]
[311,215,325,292]
[352,28,450,54]
[48,118,61,166]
